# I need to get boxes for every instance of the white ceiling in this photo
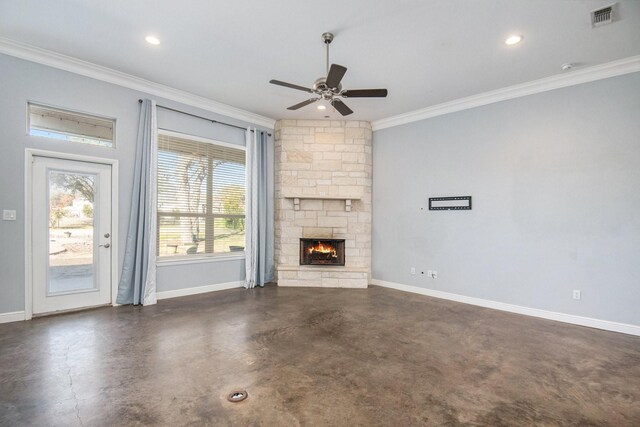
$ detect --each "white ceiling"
[1,0,639,122]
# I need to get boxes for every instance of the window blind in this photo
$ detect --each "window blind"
[157,132,246,258]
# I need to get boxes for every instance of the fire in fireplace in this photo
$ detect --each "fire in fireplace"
[300,238,345,266]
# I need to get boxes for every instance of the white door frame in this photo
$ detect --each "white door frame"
[25,148,119,320]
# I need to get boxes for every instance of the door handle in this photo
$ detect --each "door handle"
[104,233,110,238]
[99,243,111,248]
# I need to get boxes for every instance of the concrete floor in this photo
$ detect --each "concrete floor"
[1,285,639,426]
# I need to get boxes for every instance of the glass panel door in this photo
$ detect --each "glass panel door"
[48,170,97,294]
[32,156,112,315]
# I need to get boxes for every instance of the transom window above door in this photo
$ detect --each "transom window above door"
[28,103,115,147]
[157,130,246,259]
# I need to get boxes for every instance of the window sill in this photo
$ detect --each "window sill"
[157,253,245,267]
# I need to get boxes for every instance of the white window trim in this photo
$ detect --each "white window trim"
[156,129,247,262]
[158,129,246,151]
[156,253,245,267]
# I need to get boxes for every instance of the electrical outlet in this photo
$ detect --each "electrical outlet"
[410,267,416,275]
[573,289,581,300]
[432,270,438,279]
[427,270,432,278]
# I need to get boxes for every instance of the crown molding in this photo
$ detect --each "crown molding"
[372,55,640,131]
[3,37,637,132]
[0,37,276,129]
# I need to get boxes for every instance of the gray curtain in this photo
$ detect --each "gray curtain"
[245,129,274,288]
[116,99,157,305]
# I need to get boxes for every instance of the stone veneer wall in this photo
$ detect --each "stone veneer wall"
[274,120,372,288]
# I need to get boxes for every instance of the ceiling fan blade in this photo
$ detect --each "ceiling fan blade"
[331,99,353,116]
[342,89,388,98]
[287,98,319,110]
[326,64,347,89]
[270,79,313,93]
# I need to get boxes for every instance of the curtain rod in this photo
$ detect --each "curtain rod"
[138,99,271,136]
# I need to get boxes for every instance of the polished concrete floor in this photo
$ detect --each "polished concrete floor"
[1,285,639,426]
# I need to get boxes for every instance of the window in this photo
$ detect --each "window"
[28,103,115,147]
[157,130,246,259]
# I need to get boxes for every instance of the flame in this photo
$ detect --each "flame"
[308,242,337,257]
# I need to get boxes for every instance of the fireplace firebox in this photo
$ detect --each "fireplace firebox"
[300,238,345,266]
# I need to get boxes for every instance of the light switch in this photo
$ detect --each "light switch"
[3,210,17,221]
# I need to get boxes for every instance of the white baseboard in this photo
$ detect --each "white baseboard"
[156,281,244,300]
[371,279,640,337]
[0,311,26,324]
[1,283,244,322]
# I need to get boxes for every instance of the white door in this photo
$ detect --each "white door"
[32,156,112,315]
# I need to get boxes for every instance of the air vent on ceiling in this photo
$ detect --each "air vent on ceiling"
[591,4,615,27]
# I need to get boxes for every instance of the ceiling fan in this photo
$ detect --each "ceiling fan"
[269,32,388,116]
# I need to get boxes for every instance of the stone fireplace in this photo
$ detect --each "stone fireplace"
[274,119,372,288]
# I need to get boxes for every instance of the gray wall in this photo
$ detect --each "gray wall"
[0,53,272,313]
[372,72,640,326]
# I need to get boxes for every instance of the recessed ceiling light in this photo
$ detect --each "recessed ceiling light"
[145,35,160,45]
[505,35,523,45]
[317,105,326,110]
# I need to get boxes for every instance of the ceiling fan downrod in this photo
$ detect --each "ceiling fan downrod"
[322,32,334,75]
